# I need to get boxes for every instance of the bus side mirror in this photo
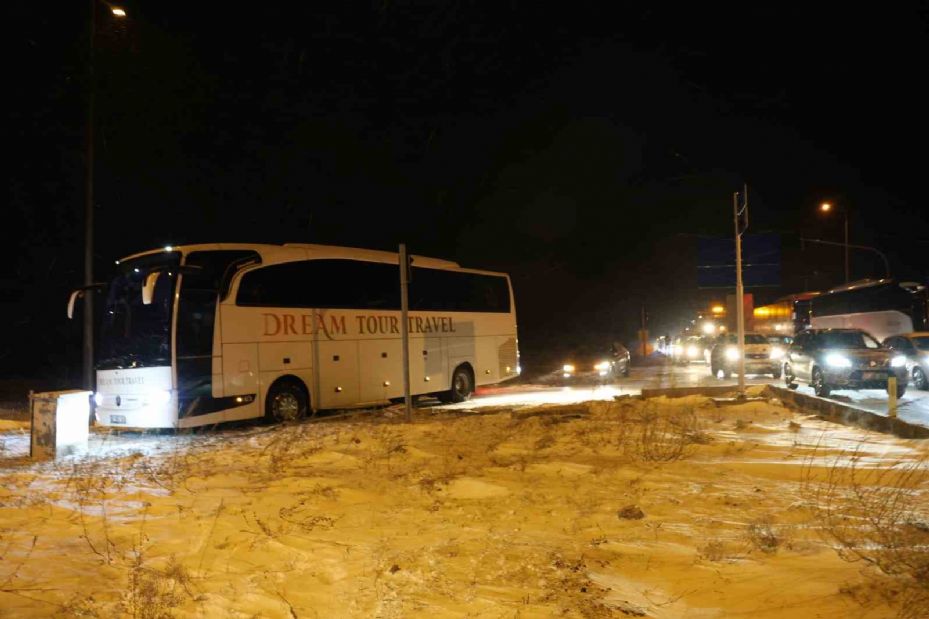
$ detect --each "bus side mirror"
[67,289,83,319]
[142,271,161,305]
[67,283,107,318]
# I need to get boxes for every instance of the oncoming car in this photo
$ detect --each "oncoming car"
[707,332,784,379]
[784,328,907,398]
[671,335,708,365]
[559,342,630,381]
[882,332,929,390]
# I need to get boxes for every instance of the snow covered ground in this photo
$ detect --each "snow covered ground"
[1,393,926,617]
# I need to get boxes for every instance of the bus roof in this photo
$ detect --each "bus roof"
[114,243,507,274]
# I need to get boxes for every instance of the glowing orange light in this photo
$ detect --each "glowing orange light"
[711,305,725,315]
[820,202,832,212]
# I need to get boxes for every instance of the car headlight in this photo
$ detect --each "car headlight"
[686,345,698,358]
[891,355,906,368]
[825,353,852,368]
[769,346,785,360]
[147,389,172,405]
[562,364,575,374]
[724,347,739,361]
[594,361,611,372]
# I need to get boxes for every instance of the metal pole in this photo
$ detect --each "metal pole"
[800,237,890,279]
[83,0,96,391]
[843,213,849,283]
[734,191,746,398]
[399,244,412,421]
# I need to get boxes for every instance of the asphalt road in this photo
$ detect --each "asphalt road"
[456,361,929,428]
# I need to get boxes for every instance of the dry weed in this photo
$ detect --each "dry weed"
[746,515,781,554]
[803,446,929,618]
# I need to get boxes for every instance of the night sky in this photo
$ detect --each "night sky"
[6,2,929,380]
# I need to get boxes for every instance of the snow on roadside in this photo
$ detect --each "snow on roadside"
[0,397,923,617]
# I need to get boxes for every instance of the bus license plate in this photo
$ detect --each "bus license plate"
[110,415,127,424]
[861,372,882,381]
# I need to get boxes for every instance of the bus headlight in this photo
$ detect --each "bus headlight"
[725,347,739,361]
[769,347,785,360]
[891,355,906,368]
[147,389,172,405]
[826,353,852,368]
[93,392,104,407]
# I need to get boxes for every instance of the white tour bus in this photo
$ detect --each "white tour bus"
[809,279,928,342]
[71,243,519,428]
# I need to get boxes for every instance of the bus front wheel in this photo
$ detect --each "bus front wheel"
[266,379,309,423]
[439,366,474,403]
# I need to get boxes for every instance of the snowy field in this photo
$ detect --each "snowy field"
[1,390,927,617]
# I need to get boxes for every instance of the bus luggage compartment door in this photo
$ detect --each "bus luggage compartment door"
[317,340,359,408]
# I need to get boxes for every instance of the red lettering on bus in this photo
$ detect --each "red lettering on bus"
[329,315,346,335]
[302,314,315,335]
[355,316,366,334]
[390,316,399,334]
[263,313,281,336]
[283,314,297,335]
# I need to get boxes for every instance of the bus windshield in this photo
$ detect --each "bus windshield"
[98,253,180,369]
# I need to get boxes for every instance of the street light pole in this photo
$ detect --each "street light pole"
[820,201,850,284]
[83,1,125,390]
[83,0,96,391]
[844,213,849,284]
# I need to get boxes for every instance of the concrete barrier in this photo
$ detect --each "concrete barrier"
[632,383,929,439]
[29,390,91,459]
[764,385,929,439]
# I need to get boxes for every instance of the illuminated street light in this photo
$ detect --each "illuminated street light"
[83,0,128,390]
[818,200,849,283]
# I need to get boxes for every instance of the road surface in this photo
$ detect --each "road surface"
[457,361,929,428]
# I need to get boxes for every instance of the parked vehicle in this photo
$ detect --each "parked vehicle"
[707,332,782,379]
[559,342,630,381]
[882,332,929,390]
[784,328,907,397]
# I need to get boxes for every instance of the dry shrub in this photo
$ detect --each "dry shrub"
[698,539,727,562]
[625,402,702,463]
[804,447,929,618]
[746,515,781,554]
[124,554,194,619]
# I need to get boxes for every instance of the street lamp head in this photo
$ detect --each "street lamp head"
[820,202,832,213]
[111,7,127,17]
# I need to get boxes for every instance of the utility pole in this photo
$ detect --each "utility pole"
[733,186,749,399]
[399,244,412,421]
[83,0,96,391]
[844,213,849,284]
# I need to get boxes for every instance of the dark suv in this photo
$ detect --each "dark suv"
[783,328,908,397]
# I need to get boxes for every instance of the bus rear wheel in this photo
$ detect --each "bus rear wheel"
[439,366,474,403]
[265,379,309,423]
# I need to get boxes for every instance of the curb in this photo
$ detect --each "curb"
[764,385,929,439]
